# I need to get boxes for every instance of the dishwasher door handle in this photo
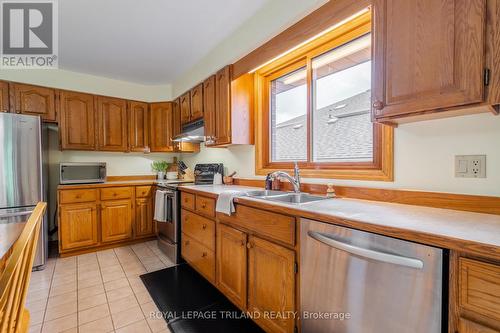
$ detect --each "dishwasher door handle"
[307,231,424,269]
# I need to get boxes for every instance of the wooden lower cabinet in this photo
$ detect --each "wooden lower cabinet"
[58,185,156,255]
[59,202,98,251]
[215,221,296,333]
[135,197,154,237]
[100,199,133,243]
[459,318,499,333]
[182,233,215,283]
[216,223,247,310]
[247,236,295,333]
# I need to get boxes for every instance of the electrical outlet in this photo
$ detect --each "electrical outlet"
[455,155,486,178]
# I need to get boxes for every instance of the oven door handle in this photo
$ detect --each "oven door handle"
[307,231,423,269]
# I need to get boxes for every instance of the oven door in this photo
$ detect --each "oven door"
[157,189,178,243]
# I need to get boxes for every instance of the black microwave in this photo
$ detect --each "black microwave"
[59,162,106,184]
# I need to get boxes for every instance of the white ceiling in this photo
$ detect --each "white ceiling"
[59,0,271,85]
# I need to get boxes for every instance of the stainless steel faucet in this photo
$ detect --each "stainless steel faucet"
[269,162,301,193]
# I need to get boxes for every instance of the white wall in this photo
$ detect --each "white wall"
[46,128,179,239]
[180,113,500,196]
[0,69,172,102]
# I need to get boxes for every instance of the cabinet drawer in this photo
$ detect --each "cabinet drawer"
[181,192,195,210]
[100,187,133,200]
[459,258,500,322]
[59,189,97,204]
[218,204,295,246]
[181,209,215,250]
[195,195,215,218]
[182,233,215,283]
[136,186,153,198]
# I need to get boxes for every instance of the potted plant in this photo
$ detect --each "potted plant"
[152,161,169,180]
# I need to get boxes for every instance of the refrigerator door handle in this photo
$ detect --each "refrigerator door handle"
[307,230,424,269]
[0,210,34,218]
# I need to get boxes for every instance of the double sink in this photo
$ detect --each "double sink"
[245,190,327,205]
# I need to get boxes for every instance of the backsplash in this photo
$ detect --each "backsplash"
[180,113,500,197]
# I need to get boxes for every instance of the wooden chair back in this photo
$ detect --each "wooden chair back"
[0,202,46,333]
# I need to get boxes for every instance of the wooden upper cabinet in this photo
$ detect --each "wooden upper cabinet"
[150,102,174,152]
[215,66,232,145]
[190,83,204,121]
[12,83,56,122]
[216,223,247,310]
[172,98,181,140]
[203,75,216,145]
[372,0,487,121]
[128,101,149,152]
[97,96,128,151]
[101,199,133,243]
[0,81,9,112]
[180,92,191,125]
[59,91,96,150]
[248,236,295,333]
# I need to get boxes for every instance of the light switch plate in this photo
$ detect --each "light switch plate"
[455,155,486,178]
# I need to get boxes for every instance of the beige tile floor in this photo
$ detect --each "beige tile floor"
[26,240,174,333]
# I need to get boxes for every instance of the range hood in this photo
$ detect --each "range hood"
[172,119,205,142]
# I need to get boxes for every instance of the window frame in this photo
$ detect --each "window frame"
[254,11,394,181]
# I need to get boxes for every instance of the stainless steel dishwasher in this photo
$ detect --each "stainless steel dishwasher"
[300,218,446,333]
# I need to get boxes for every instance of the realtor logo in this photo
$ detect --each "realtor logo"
[1,0,58,68]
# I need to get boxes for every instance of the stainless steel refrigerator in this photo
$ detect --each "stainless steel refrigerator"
[0,113,48,269]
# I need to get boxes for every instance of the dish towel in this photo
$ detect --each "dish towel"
[216,190,247,216]
[154,190,167,222]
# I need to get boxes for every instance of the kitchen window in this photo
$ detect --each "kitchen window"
[255,11,393,180]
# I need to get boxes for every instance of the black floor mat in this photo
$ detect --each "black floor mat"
[140,263,264,333]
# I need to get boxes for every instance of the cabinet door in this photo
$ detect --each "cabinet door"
[248,236,295,333]
[97,96,128,151]
[215,66,232,145]
[172,98,181,141]
[459,318,499,333]
[59,202,98,251]
[150,102,174,152]
[135,197,154,237]
[128,101,149,152]
[203,75,216,145]
[101,199,133,243]
[180,92,191,124]
[190,83,204,120]
[0,81,9,112]
[59,91,96,150]
[372,0,486,119]
[216,223,247,309]
[13,83,56,122]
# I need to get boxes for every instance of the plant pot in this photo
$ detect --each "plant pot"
[157,171,165,180]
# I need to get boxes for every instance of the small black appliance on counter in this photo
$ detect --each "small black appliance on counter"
[194,163,224,185]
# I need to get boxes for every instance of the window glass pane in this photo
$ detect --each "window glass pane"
[270,67,307,162]
[312,33,373,163]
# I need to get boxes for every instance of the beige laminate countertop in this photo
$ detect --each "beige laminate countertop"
[58,179,194,190]
[0,222,26,259]
[179,184,500,258]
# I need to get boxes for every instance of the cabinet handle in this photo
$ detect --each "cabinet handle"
[202,252,207,258]
[240,240,245,247]
[185,240,190,246]
[372,100,384,110]
[246,242,253,249]
[202,223,207,230]
[201,203,206,208]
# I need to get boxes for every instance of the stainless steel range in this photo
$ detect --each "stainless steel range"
[155,180,192,264]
